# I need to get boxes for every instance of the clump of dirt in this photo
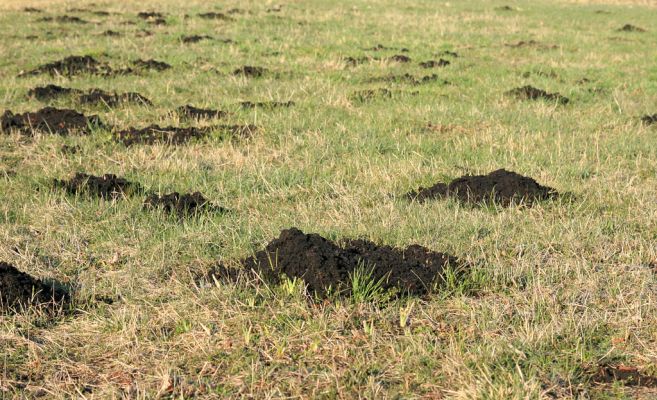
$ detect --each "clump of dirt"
[496,5,515,11]
[387,54,411,63]
[239,101,295,109]
[506,85,569,104]
[0,262,69,313]
[343,56,377,66]
[102,30,122,37]
[407,169,558,207]
[233,65,267,77]
[144,192,228,216]
[38,15,88,24]
[618,24,645,32]
[27,85,82,101]
[182,35,212,43]
[198,12,233,20]
[22,55,106,77]
[132,59,171,71]
[521,70,558,79]
[419,59,450,68]
[114,125,209,146]
[177,105,227,120]
[60,144,80,154]
[350,88,392,102]
[78,89,152,107]
[1,107,101,136]
[641,114,657,125]
[364,44,409,52]
[137,11,164,19]
[23,7,42,12]
[54,173,142,198]
[211,228,462,298]
[366,73,446,85]
[592,365,657,387]
[437,50,458,57]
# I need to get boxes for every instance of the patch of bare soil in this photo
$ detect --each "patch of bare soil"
[0,262,69,314]
[78,89,152,107]
[27,85,82,101]
[198,12,233,21]
[176,105,227,120]
[144,192,228,216]
[419,59,450,68]
[181,35,212,43]
[54,173,142,198]
[618,24,645,32]
[1,107,102,136]
[641,114,657,125]
[233,65,267,77]
[506,85,569,104]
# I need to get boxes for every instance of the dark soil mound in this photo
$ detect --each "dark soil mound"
[198,12,233,20]
[0,262,69,313]
[27,85,82,101]
[387,54,411,63]
[496,5,515,11]
[641,114,657,125]
[181,35,212,43]
[54,173,142,198]
[114,125,210,146]
[592,365,657,387]
[407,169,558,207]
[137,11,164,19]
[132,59,171,71]
[176,105,227,120]
[102,30,122,37]
[367,74,445,85]
[343,56,377,66]
[23,7,42,12]
[350,88,392,102]
[419,59,450,68]
[212,228,462,298]
[239,101,294,109]
[22,55,105,77]
[437,50,458,57]
[233,65,267,77]
[506,85,569,104]
[618,24,645,32]
[78,89,152,107]
[1,107,101,136]
[144,192,228,216]
[38,15,88,24]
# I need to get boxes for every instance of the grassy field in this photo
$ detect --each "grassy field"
[1,0,657,398]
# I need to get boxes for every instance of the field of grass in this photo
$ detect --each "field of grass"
[1,0,657,398]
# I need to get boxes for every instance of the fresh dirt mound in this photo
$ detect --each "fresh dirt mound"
[350,88,392,102]
[506,85,569,104]
[22,55,107,77]
[198,12,233,20]
[132,59,171,71]
[137,11,165,19]
[23,7,42,12]
[181,35,212,43]
[239,101,294,109]
[233,66,267,77]
[437,50,458,57]
[419,59,450,68]
[38,15,88,24]
[27,84,82,101]
[114,125,209,146]
[177,105,227,120]
[364,44,409,52]
[618,24,645,32]
[211,228,462,298]
[641,114,657,125]
[102,30,122,37]
[407,169,558,207]
[0,262,69,313]
[78,89,152,107]
[386,54,411,63]
[366,74,445,85]
[496,5,515,11]
[1,107,101,136]
[592,365,657,387]
[54,173,142,198]
[343,56,378,66]
[144,192,228,216]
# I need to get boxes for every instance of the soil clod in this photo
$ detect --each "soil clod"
[419,59,450,68]
[176,105,227,120]
[144,192,228,216]
[239,101,294,109]
[506,85,569,104]
[367,73,445,85]
[181,35,212,43]
[0,262,69,313]
[114,125,209,146]
[387,54,411,63]
[641,114,657,125]
[27,85,82,101]
[102,30,122,37]
[54,173,142,198]
[137,11,164,19]
[618,24,645,32]
[211,228,462,298]
[1,107,101,136]
[132,59,171,71]
[592,365,657,387]
[78,89,152,107]
[437,50,458,57]
[22,55,106,77]
[198,12,233,20]
[233,65,267,77]
[407,169,558,207]
[350,88,392,102]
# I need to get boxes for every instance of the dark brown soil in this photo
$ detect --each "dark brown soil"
[137,11,165,19]
[54,173,142,198]
[233,65,267,77]
[148,18,167,25]
[496,5,515,11]
[181,35,212,43]
[592,365,657,387]
[0,262,69,313]
[239,101,295,109]
[407,169,558,207]
[343,56,377,66]
[144,192,228,216]
[1,107,101,136]
[27,85,82,101]
[437,50,458,57]
[132,59,171,71]
[506,86,569,104]
[618,24,645,32]
[60,144,80,154]
[177,105,227,120]
[211,228,462,298]
[419,59,450,68]
[102,30,122,37]
[78,89,152,107]
[22,55,106,77]
[23,7,42,12]
[641,114,657,125]
[364,44,409,52]
[350,88,392,102]
[114,125,210,146]
[366,74,446,85]
[198,12,233,20]
[387,54,411,63]
[38,15,88,24]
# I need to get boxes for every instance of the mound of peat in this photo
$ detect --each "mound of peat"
[1,107,101,135]
[138,11,165,19]
[22,55,107,77]
[28,84,82,101]
[144,192,228,216]
[641,114,657,125]
[233,66,267,77]
[239,101,294,109]
[387,54,411,63]
[618,24,645,32]
[114,125,210,146]
[407,169,558,207]
[419,59,450,68]
[79,89,152,107]
[177,105,227,120]
[212,228,462,298]
[198,12,233,20]
[38,15,88,24]
[366,73,445,85]
[132,59,171,71]
[1,262,69,313]
[506,85,569,104]
[54,173,142,198]
[181,35,212,43]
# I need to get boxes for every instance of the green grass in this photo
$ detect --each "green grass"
[1,0,657,398]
